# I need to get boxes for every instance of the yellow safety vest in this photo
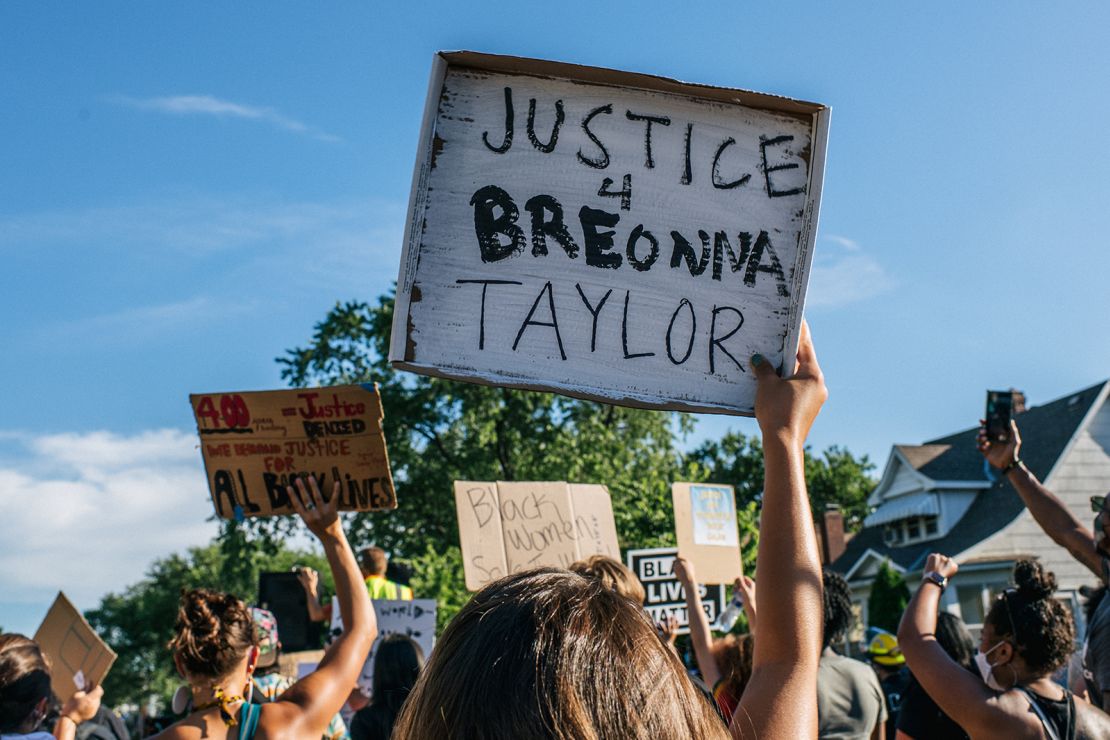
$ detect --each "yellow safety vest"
[366,575,413,600]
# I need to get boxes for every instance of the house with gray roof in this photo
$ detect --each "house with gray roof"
[831,380,1110,637]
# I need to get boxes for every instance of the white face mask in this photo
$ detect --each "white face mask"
[974,641,1008,691]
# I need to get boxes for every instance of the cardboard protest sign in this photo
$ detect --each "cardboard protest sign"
[390,51,830,416]
[626,547,725,636]
[189,385,396,519]
[355,599,437,696]
[33,592,116,702]
[454,480,621,590]
[672,482,742,584]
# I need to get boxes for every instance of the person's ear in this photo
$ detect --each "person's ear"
[995,641,1016,665]
[247,645,260,674]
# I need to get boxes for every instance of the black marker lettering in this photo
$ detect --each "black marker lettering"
[482,87,514,153]
[760,134,805,197]
[622,290,655,359]
[744,230,790,296]
[709,306,745,374]
[456,279,524,350]
[524,194,579,258]
[625,110,671,169]
[666,298,696,365]
[577,104,613,169]
[669,229,711,276]
[512,281,566,360]
[574,283,612,353]
[711,231,751,281]
[579,206,622,269]
[712,137,751,189]
[626,225,659,272]
[526,98,564,153]
[470,185,526,262]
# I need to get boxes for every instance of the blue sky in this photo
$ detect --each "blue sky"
[3,2,1110,634]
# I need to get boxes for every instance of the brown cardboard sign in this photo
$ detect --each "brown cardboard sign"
[33,592,117,702]
[390,51,830,416]
[189,384,396,519]
[454,481,621,591]
[672,482,743,584]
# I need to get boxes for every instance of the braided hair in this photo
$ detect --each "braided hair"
[983,560,1074,676]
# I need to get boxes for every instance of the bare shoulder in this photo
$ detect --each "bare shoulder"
[256,699,310,739]
[1074,695,1110,739]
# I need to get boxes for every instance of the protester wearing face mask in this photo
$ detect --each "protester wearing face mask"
[899,554,1110,739]
[978,419,1110,710]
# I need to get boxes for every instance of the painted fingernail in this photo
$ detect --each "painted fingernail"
[752,354,764,366]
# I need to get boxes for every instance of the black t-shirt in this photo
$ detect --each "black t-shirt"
[895,678,969,740]
[878,667,912,740]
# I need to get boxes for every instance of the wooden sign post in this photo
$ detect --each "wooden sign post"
[391,51,829,415]
[189,385,396,519]
[454,481,621,591]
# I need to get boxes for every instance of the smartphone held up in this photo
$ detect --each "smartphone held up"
[985,390,1014,442]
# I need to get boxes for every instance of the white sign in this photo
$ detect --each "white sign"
[331,599,437,697]
[626,547,725,636]
[391,51,830,415]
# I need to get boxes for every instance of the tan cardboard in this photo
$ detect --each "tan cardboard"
[455,481,621,590]
[568,483,621,560]
[33,592,117,702]
[189,384,396,519]
[391,51,830,416]
[672,482,743,584]
[453,480,509,590]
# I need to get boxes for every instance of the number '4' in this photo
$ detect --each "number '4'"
[598,174,632,211]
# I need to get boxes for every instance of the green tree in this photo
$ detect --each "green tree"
[263,289,758,627]
[687,431,876,533]
[85,540,330,709]
[868,559,911,634]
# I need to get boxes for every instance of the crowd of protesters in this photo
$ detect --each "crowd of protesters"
[4,323,1110,738]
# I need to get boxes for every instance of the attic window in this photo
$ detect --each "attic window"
[882,515,940,547]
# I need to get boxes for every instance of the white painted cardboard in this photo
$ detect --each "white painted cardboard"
[391,51,830,415]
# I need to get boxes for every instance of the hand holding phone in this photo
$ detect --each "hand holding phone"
[985,390,1014,442]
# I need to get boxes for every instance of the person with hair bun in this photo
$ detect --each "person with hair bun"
[155,475,376,739]
[0,634,103,740]
[899,555,1110,739]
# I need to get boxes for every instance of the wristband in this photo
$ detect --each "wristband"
[922,571,948,591]
[1001,457,1023,474]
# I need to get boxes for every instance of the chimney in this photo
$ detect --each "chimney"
[1010,388,1027,414]
[818,506,847,565]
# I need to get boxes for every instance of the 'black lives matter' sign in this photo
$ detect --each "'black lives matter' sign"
[390,52,830,415]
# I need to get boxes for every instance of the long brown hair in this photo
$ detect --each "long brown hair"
[0,634,51,733]
[393,568,730,739]
[168,589,256,680]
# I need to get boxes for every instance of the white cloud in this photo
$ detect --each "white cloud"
[806,234,896,309]
[0,429,219,613]
[111,94,342,143]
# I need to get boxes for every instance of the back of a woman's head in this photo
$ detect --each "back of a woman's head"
[0,634,51,733]
[822,569,854,650]
[935,612,975,671]
[712,633,754,699]
[393,568,729,740]
[168,589,255,680]
[984,560,1074,676]
[568,555,646,605]
[373,635,424,711]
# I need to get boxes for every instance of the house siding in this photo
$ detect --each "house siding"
[960,402,1110,611]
